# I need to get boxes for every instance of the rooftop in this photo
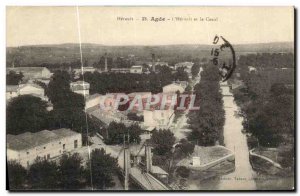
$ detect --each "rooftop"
[7,129,80,151]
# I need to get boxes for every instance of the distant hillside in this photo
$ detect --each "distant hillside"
[6,42,294,68]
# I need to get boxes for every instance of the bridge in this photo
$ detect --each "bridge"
[114,142,170,191]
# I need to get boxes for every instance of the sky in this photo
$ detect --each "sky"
[6,6,294,47]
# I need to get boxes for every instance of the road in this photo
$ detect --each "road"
[170,69,202,141]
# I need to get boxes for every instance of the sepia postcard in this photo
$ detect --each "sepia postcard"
[6,6,295,191]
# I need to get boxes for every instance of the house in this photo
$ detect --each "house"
[6,85,19,100]
[85,93,102,110]
[175,62,194,72]
[143,109,175,129]
[19,83,47,100]
[7,67,52,80]
[130,65,143,74]
[110,68,131,73]
[163,83,185,94]
[7,129,82,168]
[6,83,47,101]
[70,81,90,96]
[73,67,96,76]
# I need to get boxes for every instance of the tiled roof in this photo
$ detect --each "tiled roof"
[7,129,80,151]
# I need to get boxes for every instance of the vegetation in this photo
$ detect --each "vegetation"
[6,71,24,85]
[8,151,119,190]
[7,161,27,190]
[103,122,142,145]
[59,153,84,190]
[231,53,294,169]
[150,129,176,156]
[187,65,225,146]
[28,158,60,189]
[85,148,118,189]
[7,95,49,135]
[82,65,188,94]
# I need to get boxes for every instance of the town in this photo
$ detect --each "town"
[6,46,294,190]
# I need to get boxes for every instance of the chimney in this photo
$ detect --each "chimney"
[104,53,108,72]
[145,145,152,173]
[151,53,155,72]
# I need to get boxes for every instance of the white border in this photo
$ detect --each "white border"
[1,1,298,196]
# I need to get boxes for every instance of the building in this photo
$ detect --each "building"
[143,109,175,129]
[6,83,47,101]
[70,81,90,96]
[110,68,131,73]
[85,93,102,110]
[174,62,194,71]
[73,67,96,76]
[130,65,143,74]
[175,62,194,78]
[7,67,52,81]
[6,85,19,100]
[7,129,82,168]
[162,83,185,94]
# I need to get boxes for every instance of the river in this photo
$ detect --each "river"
[217,82,256,190]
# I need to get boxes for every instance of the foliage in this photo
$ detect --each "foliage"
[187,65,225,146]
[191,62,201,78]
[59,153,84,189]
[6,71,23,85]
[150,129,176,156]
[7,95,49,135]
[104,122,142,145]
[233,53,294,148]
[85,148,118,189]
[82,67,189,94]
[28,158,60,189]
[7,161,27,190]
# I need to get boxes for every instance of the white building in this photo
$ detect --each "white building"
[143,109,175,130]
[7,129,82,168]
[70,81,90,96]
[6,83,47,101]
[85,93,102,110]
[73,67,96,76]
[7,67,52,81]
[130,65,143,74]
[162,83,185,94]
[6,85,19,100]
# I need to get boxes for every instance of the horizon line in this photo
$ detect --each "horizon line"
[6,41,294,48]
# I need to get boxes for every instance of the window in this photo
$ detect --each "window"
[47,154,50,159]
[63,144,65,150]
[74,140,78,148]
[27,152,29,155]
[43,146,46,149]
[59,142,61,144]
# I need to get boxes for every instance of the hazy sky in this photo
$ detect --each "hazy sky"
[7,6,294,47]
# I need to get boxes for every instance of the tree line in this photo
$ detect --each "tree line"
[81,65,189,94]
[187,64,225,146]
[8,149,118,190]
[232,53,294,168]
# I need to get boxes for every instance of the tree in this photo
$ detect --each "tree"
[85,148,118,189]
[59,153,84,190]
[7,71,23,85]
[104,122,142,145]
[28,158,60,189]
[187,65,225,146]
[7,161,27,190]
[46,70,72,107]
[7,95,49,134]
[150,129,176,156]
